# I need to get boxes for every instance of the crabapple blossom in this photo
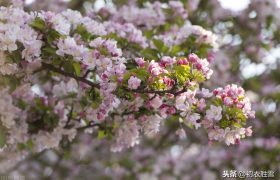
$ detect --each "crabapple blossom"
[111,117,140,152]
[0,6,253,155]
[187,113,201,129]
[128,76,141,89]
[206,105,223,121]
[141,115,162,138]
[0,2,259,178]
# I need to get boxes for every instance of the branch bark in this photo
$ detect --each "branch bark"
[41,62,100,89]
[40,63,188,96]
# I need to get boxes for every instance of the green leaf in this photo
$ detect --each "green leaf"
[193,69,205,83]
[89,88,103,109]
[98,130,106,139]
[114,87,134,100]
[144,30,153,39]
[140,48,159,60]
[42,46,57,54]
[7,50,21,64]
[30,17,46,31]
[63,61,75,73]
[119,158,134,168]
[174,16,185,26]
[0,125,6,148]
[171,45,181,56]
[73,62,81,76]
[99,47,110,56]
[17,99,26,110]
[173,65,191,85]
[153,39,164,51]
[213,98,223,106]
[233,122,242,128]
[131,68,149,81]
[266,15,273,29]
[76,24,95,41]
[47,29,61,44]
[187,123,194,129]
[219,119,231,129]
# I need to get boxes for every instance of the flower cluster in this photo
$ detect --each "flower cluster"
[156,23,218,50]
[0,5,254,159]
[1,0,280,179]
[99,1,188,30]
[202,85,255,145]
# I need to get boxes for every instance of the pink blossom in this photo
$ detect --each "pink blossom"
[198,99,206,111]
[206,105,223,121]
[188,53,199,63]
[150,96,163,109]
[135,58,146,67]
[208,128,224,141]
[128,76,141,89]
[245,126,253,137]
[187,113,201,129]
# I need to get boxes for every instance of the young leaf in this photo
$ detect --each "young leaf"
[98,130,106,140]
[30,17,46,31]
[153,39,164,51]
[73,62,81,76]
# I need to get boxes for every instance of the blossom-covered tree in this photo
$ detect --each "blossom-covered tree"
[1,0,279,179]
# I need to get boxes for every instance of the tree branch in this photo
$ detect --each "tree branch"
[41,62,100,89]
[77,123,101,131]
[127,86,188,96]
[64,104,74,128]
[40,63,188,97]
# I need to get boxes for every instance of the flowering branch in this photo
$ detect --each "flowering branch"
[41,62,100,88]
[0,5,255,157]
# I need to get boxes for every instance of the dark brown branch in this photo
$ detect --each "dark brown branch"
[83,70,91,78]
[127,86,188,96]
[64,104,74,128]
[68,0,85,10]
[77,123,101,131]
[41,62,100,89]
[40,63,188,97]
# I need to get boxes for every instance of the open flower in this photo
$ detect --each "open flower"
[206,105,222,121]
[128,76,141,89]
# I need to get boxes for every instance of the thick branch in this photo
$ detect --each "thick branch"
[127,86,188,96]
[41,62,100,89]
[77,123,101,131]
[40,63,188,96]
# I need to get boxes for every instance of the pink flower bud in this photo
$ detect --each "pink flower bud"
[188,53,199,63]
[235,138,241,145]
[101,73,108,80]
[195,63,203,70]
[177,59,184,65]
[168,107,176,114]
[236,102,245,109]
[97,113,104,121]
[135,58,145,67]
[213,89,219,95]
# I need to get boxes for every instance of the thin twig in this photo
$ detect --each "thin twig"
[77,123,101,131]
[83,70,91,78]
[64,104,74,128]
